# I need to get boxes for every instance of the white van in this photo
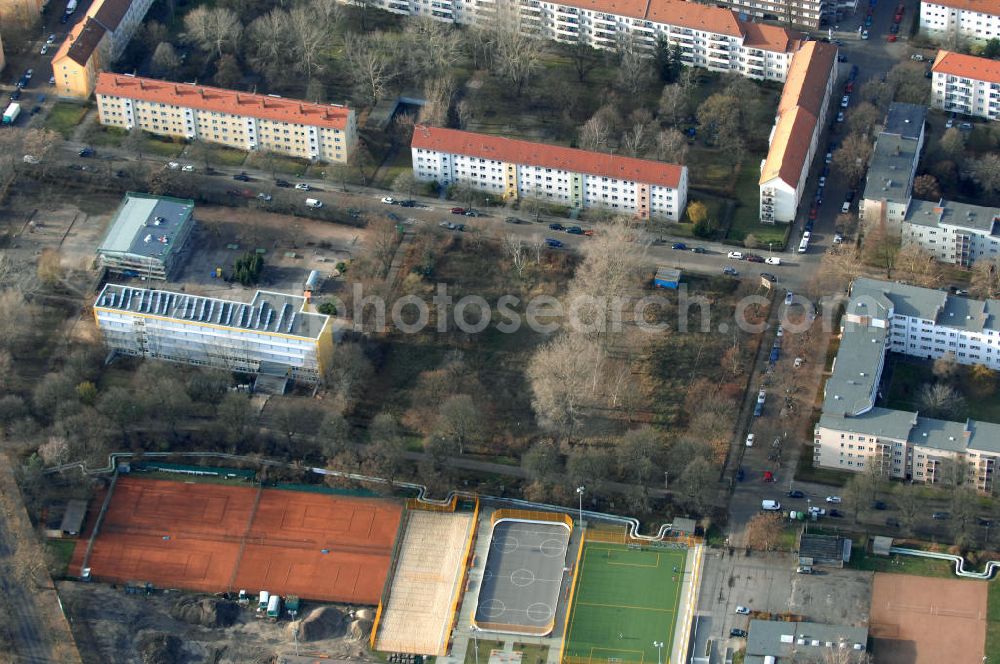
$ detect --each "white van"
[761,500,781,511]
[305,198,323,208]
[841,201,850,213]
[257,591,269,616]
[798,237,809,254]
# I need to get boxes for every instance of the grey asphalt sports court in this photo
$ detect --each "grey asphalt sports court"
[473,520,571,634]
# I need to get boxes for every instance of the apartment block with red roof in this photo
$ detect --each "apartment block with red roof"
[358,0,800,82]
[95,74,357,163]
[411,125,688,221]
[758,41,838,225]
[931,50,1000,120]
[920,0,1000,41]
[51,0,157,98]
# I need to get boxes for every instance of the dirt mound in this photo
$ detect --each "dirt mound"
[349,619,373,641]
[170,596,240,628]
[290,606,345,641]
[137,632,183,664]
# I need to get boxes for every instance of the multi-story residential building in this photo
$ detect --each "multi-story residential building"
[931,50,1000,121]
[814,277,1000,491]
[410,125,688,221]
[51,0,156,98]
[96,192,196,281]
[903,198,1000,266]
[759,40,837,224]
[94,283,335,385]
[354,0,802,82]
[717,0,859,29]
[95,74,357,163]
[920,0,1000,41]
[860,103,926,226]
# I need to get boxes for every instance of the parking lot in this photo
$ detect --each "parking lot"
[692,550,873,662]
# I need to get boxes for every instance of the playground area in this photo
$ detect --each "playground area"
[473,513,573,635]
[561,539,688,664]
[869,572,987,664]
[373,504,479,655]
[72,477,403,604]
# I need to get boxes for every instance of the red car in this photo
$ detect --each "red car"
[887,34,897,41]
[894,12,902,21]
[450,207,466,214]
[845,81,854,93]
[809,207,818,220]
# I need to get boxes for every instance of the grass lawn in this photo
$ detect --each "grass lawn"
[44,102,89,139]
[847,547,956,578]
[46,539,76,578]
[726,163,789,248]
[84,124,127,147]
[372,150,412,190]
[464,639,503,664]
[883,357,1000,422]
[563,542,686,663]
[986,580,1000,662]
[142,137,185,158]
[205,145,248,167]
[513,643,549,664]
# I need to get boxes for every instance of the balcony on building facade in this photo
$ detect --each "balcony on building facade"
[519,0,542,11]
[387,0,411,11]
[556,4,577,15]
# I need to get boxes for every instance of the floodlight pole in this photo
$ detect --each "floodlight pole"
[472,626,480,664]
[653,640,664,664]
[576,486,585,526]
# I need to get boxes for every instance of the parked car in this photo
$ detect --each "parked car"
[505,216,526,224]
[788,490,805,498]
[818,176,827,188]
[671,242,687,250]
[830,509,844,518]
[836,111,844,123]
[691,246,707,254]
[765,256,781,265]
[464,209,481,217]
[723,266,739,276]
[450,207,466,215]
[784,291,794,305]
[8,89,20,101]
[932,511,950,519]
[548,223,564,231]
[399,199,416,207]
[872,501,887,510]
[566,226,584,235]
[735,606,750,615]
[545,238,564,248]
[959,122,973,131]
[730,629,748,638]
[796,566,813,574]
[808,506,826,517]
[840,95,850,108]
[167,161,181,170]
[40,43,49,55]
[890,23,899,33]
[257,192,272,202]
[727,251,744,260]
[887,34,897,41]
[181,164,194,172]
[794,357,805,368]
[275,179,291,187]
[861,30,869,39]
[381,196,396,204]
[825,152,833,164]
[745,433,755,447]
[77,147,94,157]
[233,172,251,182]
[826,495,842,504]
[295,183,311,191]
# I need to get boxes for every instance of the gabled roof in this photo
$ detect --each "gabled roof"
[777,40,838,118]
[95,74,353,130]
[742,22,800,53]
[923,0,1000,15]
[933,49,1000,84]
[411,125,685,189]
[759,105,817,187]
[90,0,131,31]
[553,0,744,37]
[53,17,106,67]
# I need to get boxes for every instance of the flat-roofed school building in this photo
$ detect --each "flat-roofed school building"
[96,192,195,281]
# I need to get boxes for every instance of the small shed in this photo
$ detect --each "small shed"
[59,499,88,537]
[673,517,697,535]
[654,266,682,289]
[872,535,893,556]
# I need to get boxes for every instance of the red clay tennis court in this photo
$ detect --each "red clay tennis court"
[71,478,403,604]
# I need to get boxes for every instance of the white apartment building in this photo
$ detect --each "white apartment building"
[931,50,1000,121]
[920,0,1000,41]
[94,284,335,385]
[411,125,688,221]
[759,40,838,224]
[355,0,801,82]
[860,103,926,226]
[814,278,1000,491]
[903,198,1000,266]
[95,74,357,163]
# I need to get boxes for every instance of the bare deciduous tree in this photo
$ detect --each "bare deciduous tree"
[579,114,611,152]
[503,233,528,277]
[151,42,181,78]
[745,512,784,551]
[971,257,1000,299]
[184,6,242,58]
[434,394,481,454]
[657,83,687,126]
[833,131,874,185]
[487,3,543,97]
[528,333,605,436]
[614,34,652,95]
[343,32,398,105]
[918,383,966,418]
[655,128,688,164]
